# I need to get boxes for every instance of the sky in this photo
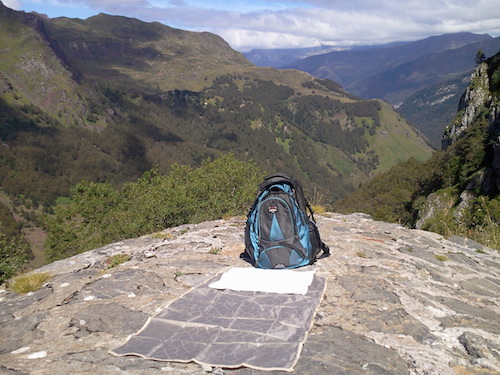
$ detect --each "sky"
[4,0,500,52]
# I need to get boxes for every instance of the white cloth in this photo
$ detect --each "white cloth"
[209,267,315,295]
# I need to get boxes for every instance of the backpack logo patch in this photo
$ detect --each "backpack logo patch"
[268,205,277,214]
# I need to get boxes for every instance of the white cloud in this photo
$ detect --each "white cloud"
[219,29,323,51]
[3,0,22,9]
[147,0,500,51]
[16,0,500,51]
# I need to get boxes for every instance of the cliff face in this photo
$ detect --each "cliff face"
[442,63,491,147]
[1,213,499,374]
[415,54,500,236]
[442,57,500,195]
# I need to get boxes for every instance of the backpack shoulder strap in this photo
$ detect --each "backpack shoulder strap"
[317,242,330,259]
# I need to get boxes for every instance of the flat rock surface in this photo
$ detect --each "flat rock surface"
[0,212,499,375]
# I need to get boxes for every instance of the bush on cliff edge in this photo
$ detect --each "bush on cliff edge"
[43,153,263,262]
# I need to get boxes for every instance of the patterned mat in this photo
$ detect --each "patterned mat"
[111,270,326,371]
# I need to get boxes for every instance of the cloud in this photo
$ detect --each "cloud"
[16,0,500,51]
[3,0,22,9]
[219,29,323,51]
[138,0,500,51]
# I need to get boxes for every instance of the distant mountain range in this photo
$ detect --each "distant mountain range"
[244,41,409,69]
[245,33,500,146]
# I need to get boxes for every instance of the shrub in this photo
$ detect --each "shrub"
[44,153,263,262]
[0,222,28,284]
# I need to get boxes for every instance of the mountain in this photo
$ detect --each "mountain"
[347,36,500,104]
[283,33,493,89]
[0,3,434,268]
[244,45,349,68]
[44,13,253,93]
[0,3,432,205]
[334,51,500,249]
[396,72,471,148]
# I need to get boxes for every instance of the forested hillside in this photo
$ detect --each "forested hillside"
[0,4,431,202]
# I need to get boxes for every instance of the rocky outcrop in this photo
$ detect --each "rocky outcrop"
[417,56,500,233]
[442,63,491,148]
[441,58,500,195]
[1,213,499,374]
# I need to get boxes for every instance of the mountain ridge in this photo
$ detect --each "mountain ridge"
[245,32,492,69]
[280,32,493,88]
[0,4,432,206]
[0,4,433,272]
[347,36,500,104]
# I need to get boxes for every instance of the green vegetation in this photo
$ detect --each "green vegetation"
[434,254,449,262]
[335,156,437,224]
[487,51,500,94]
[475,49,486,65]
[105,253,131,269]
[0,221,28,284]
[1,72,430,209]
[9,272,51,294]
[0,6,434,266]
[335,145,500,249]
[43,154,263,262]
[209,247,221,255]
[335,53,500,250]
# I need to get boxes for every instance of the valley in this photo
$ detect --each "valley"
[3,2,498,272]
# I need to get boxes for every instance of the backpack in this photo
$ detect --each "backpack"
[244,173,330,269]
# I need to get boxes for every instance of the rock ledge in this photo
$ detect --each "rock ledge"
[1,212,499,374]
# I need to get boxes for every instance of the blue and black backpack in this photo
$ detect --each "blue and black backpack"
[244,173,330,269]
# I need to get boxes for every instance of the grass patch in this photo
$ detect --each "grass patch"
[276,137,291,154]
[209,247,221,255]
[55,196,72,205]
[371,100,433,174]
[177,228,190,236]
[434,254,449,262]
[150,232,174,239]
[9,272,51,294]
[312,205,326,215]
[105,253,130,269]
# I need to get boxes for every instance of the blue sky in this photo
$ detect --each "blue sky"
[4,0,500,52]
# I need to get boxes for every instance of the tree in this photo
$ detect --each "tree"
[475,49,486,65]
